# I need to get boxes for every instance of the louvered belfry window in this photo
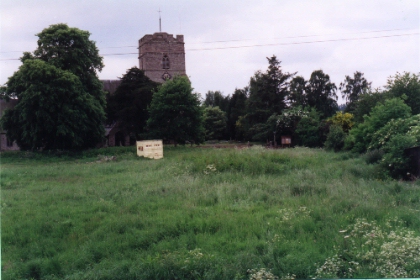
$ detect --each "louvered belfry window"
[162,55,170,69]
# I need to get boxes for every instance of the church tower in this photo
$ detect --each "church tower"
[138,32,186,83]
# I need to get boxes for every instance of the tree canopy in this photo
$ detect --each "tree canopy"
[245,56,294,138]
[1,23,106,150]
[1,60,105,150]
[339,71,371,113]
[386,72,420,115]
[146,76,204,144]
[106,67,158,139]
[306,70,338,118]
[203,106,227,140]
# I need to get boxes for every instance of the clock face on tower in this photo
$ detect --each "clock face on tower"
[162,71,172,81]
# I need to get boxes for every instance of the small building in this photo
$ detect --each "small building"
[105,123,131,147]
[136,140,163,159]
[281,136,292,148]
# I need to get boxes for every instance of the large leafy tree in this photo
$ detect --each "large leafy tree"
[339,71,371,113]
[246,56,294,137]
[106,67,158,138]
[227,87,248,140]
[306,70,338,118]
[352,89,386,123]
[32,23,105,104]
[386,72,420,115]
[203,106,227,140]
[203,90,230,112]
[146,76,204,145]
[1,60,105,150]
[1,23,106,150]
[288,76,308,108]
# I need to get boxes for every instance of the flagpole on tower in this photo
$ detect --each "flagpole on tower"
[158,8,162,32]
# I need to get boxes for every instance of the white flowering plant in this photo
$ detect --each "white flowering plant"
[315,218,420,278]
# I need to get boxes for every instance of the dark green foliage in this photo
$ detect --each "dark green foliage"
[203,106,227,140]
[1,60,105,150]
[106,67,159,139]
[350,98,412,153]
[382,134,417,178]
[146,76,204,144]
[352,89,386,123]
[288,76,307,108]
[32,23,105,104]
[386,72,420,115]
[203,91,230,113]
[246,56,294,137]
[339,71,371,113]
[226,88,248,140]
[295,109,322,147]
[364,149,384,164]
[324,125,346,151]
[1,23,106,150]
[306,70,338,118]
[368,115,419,151]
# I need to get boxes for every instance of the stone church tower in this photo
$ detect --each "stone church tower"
[138,32,186,83]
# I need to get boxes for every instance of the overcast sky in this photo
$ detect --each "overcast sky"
[1,0,419,104]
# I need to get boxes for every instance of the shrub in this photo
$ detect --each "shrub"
[328,111,354,133]
[295,110,322,148]
[315,218,420,278]
[350,98,412,153]
[364,149,384,164]
[343,134,355,150]
[381,135,417,178]
[324,125,346,151]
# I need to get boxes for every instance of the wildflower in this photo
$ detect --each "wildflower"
[339,230,347,233]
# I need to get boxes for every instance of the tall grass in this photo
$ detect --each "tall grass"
[1,146,419,279]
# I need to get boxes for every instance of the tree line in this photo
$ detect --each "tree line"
[1,24,419,178]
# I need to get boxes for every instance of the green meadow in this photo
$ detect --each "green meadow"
[1,146,420,279]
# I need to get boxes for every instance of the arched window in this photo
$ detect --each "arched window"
[162,55,170,69]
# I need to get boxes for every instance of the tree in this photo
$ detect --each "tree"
[227,87,248,140]
[203,90,230,112]
[246,56,294,138]
[1,60,105,150]
[32,23,105,105]
[146,76,204,145]
[386,72,420,115]
[339,71,371,113]
[295,108,322,147]
[1,24,106,150]
[288,76,308,108]
[203,106,227,140]
[352,89,386,123]
[106,67,158,138]
[306,70,338,118]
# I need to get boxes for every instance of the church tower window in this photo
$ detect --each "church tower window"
[162,55,170,69]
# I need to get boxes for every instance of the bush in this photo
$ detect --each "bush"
[350,98,412,153]
[381,135,417,178]
[343,134,355,151]
[324,125,346,151]
[364,149,384,164]
[295,114,322,147]
[328,112,354,133]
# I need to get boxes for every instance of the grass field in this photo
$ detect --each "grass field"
[1,146,420,279]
